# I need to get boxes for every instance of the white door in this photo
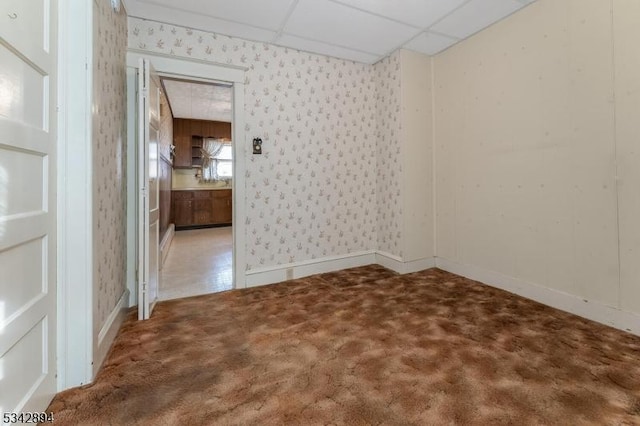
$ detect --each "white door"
[137,59,161,320]
[0,0,58,414]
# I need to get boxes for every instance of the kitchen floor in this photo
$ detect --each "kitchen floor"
[159,227,232,300]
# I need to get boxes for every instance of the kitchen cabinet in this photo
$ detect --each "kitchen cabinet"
[212,190,233,223]
[172,191,194,227]
[171,189,232,229]
[173,119,191,168]
[173,118,232,169]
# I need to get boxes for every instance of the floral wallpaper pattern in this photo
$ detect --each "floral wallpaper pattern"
[129,18,380,270]
[374,52,403,257]
[94,2,128,330]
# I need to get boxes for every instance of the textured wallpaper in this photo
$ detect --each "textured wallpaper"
[129,18,379,270]
[94,2,128,331]
[373,52,403,257]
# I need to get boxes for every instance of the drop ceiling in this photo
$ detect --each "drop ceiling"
[162,79,232,122]
[123,0,536,64]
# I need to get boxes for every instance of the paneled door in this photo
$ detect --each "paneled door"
[0,0,58,414]
[137,59,160,320]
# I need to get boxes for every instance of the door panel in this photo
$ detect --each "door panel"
[173,199,193,227]
[0,45,47,129]
[0,0,50,66]
[0,0,57,414]
[137,59,161,320]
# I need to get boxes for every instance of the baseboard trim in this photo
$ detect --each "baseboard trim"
[245,251,377,288]
[94,289,130,376]
[160,224,175,269]
[435,257,640,337]
[375,252,436,274]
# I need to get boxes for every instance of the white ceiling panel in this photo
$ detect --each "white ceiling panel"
[403,32,459,56]
[276,34,380,64]
[125,0,278,42]
[332,0,467,29]
[283,0,419,55]
[137,0,295,30]
[430,0,524,40]
[163,79,232,123]
[124,0,536,63]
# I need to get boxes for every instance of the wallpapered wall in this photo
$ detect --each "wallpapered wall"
[93,2,128,332]
[373,52,403,258]
[129,18,379,270]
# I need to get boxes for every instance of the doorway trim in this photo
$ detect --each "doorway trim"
[57,0,94,390]
[125,50,248,301]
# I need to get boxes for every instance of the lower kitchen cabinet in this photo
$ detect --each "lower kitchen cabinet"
[212,190,233,224]
[171,189,232,229]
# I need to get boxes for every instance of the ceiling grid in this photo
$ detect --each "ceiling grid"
[125,0,536,63]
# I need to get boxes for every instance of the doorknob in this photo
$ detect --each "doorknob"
[8,13,18,19]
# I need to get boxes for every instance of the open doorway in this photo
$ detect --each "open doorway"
[125,51,247,314]
[158,78,234,300]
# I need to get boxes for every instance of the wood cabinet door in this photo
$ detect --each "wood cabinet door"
[202,121,216,138]
[213,190,233,224]
[173,199,193,226]
[216,121,232,139]
[173,119,191,168]
[193,198,214,225]
[190,119,203,138]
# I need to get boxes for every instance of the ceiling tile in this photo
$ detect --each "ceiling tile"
[276,34,380,64]
[126,0,537,64]
[403,32,458,56]
[126,0,277,42]
[430,0,524,39]
[283,0,419,55]
[137,0,295,30]
[333,0,467,29]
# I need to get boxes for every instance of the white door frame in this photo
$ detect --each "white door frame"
[125,50,248,303]
[56,0,94,390]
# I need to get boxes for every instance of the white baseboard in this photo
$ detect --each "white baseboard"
[160,224,175,269]
[94,289,130,376]
[245,250,377,288]
[435,257,640,337]
[375,251,436,274]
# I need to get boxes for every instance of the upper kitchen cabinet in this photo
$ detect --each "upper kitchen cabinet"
[173,118,232,168]
[173,119,190,167]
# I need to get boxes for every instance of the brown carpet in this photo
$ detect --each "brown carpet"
[49,266,640,425]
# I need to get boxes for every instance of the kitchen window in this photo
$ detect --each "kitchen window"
[215,144,233,178]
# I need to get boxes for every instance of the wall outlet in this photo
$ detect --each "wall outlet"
[286,268,294,280]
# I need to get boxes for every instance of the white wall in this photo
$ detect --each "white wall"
[399,50,434,262]
[613,0,640,315]
[433,0,640,317]
[373,50,435,267]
